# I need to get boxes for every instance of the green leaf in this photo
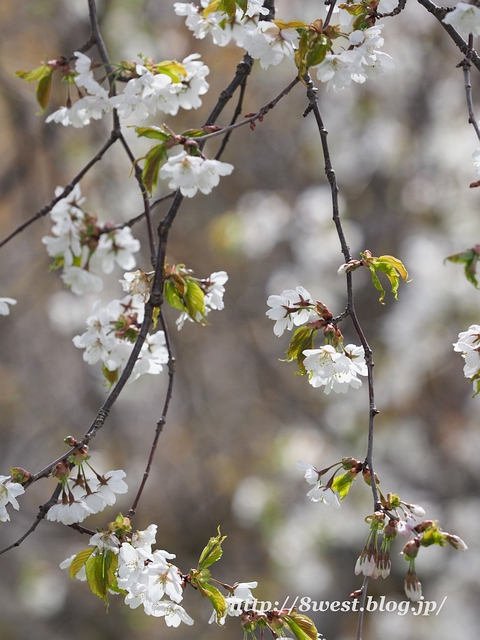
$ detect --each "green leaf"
[235,0,248,13]
[330,470,357,501]
[102,365,119,386]
[69,547,95,579]
[420,524,447,548]
[284,612,319,640]
[85,550,118,605]
[361,252,410,304]
[445,246,480,289]
[338,2,366,15]
[273,19,307,29]
[219,0,237,19]
[154,60,187,83]
[133,125,171,141]
[36,71,53,113]
[198,526,227,569]
[203,0,221,18]
[202,583,228,622]
[164,280,187,312]
[16,65,54,113]
[184,280,205,321]
[306,35,330,68]
[15,64,52,83]
[283,326,317,374]
[142,143,167,194]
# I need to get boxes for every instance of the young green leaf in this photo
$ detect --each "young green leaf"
[142,143,167,194]
[361,251,410,304]
[153,60,187,83]
[203,0,221,18]
[133,125,171,141]
[85,550,118,605]
[69,547,95,579]
[16,65,55,113]
[198,526,227,569]
[219,0,237,19]
[330,469,358,501]
[283,612,319,640]
[164,280,187,312]
[184,280,205,321]
[445,245,480,289]
[283,326,317,374]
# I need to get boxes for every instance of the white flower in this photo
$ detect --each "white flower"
[0,476,25,522]
[120,270,151,303]
[93,228,140,274]
[355,554,378,578]
[316,50,367,90]
[61,265,104,296]
[0,298,17,316]
[446,534,468,551]
[118,543,152,588]
[130,331,169,381]
[144,600,194,626]
[204,271,228,311]
[73,51,106,96]
[443,2,480,37]
[397,514,417,537]
[131,524,158,550]
[243,21,299,68]
[159,151,233,197]
[453,325,480,384]
[303,344,367,394]
[246,0,269,17]
[307,485,341,508]
[296,460,320,485]
[266,286,315,336]
[89,530,121,553]
[46,500,93,525]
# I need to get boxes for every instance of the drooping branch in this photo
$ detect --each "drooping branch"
[417,0,480,71]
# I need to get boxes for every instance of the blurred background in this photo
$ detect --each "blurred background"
[0,0,479,638]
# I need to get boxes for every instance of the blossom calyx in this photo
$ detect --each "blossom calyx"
[402,539,420,560]
[9,467,32,485]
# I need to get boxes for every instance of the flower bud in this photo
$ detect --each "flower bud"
[446,533,468,551]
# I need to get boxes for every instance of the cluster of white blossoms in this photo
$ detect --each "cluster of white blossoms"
[47,469,128,525]
[266,286,367,393]
[0,297,17,315]
[176,270,229,329]
[159,150,234,198]
[175,1,394,88]
[303,343,367,394]
[296,461,341,508]
[174,0,268,47]
[0,475,25,522]
[47,51,210,127]
[42,184,140,295]
[315,24,395,91]
[453,325,480,394]
[62,525,194,626]
[73,295,169,382]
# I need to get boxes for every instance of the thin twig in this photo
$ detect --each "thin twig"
[117,131,157,267]
[0,484,62,556]
[303,74,381,520]
[417,0,480,71]
[0,131,119,249]
[128,311,175,518]
[458,40,480,142]
[355,577,369,640]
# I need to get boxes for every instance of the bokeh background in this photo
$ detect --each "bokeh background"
[1,0,479,638]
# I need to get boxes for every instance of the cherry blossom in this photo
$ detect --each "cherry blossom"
[0,298,17,316]
[453,325,480,391]
[443,2,480,37]
[0,475,25,522]
[266,286,315,336]
[303,344,367,394]
[159,150,233,197]
[243,21,299,69]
